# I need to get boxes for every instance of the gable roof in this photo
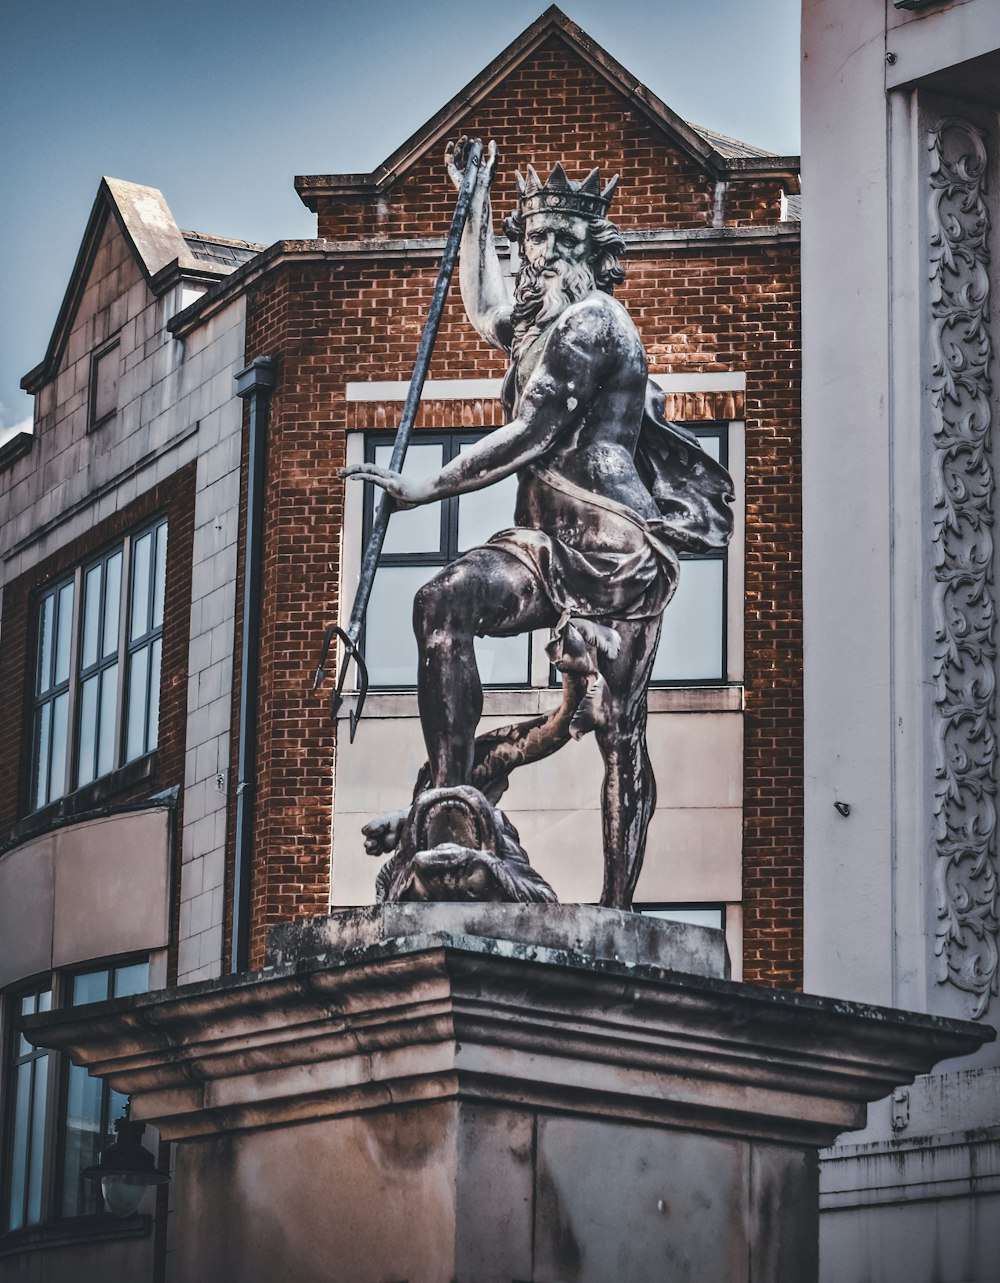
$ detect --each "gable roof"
[295,6,799,210]
[22,179,254,394]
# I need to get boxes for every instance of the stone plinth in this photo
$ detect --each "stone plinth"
[25,909,992,1283]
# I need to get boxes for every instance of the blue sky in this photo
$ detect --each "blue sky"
[0,0,800,441]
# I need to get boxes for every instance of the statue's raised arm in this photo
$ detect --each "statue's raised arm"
[445,137,514,352]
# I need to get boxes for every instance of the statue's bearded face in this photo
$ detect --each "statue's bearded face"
[513,211,597,340]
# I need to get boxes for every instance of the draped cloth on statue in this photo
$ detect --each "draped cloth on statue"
[487,467,680,624]
[483,380,733,626]
[635,380,735,555]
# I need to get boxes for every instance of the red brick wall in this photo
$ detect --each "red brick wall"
[238,41,802,985]
[0,465,196,984]
[316,39,783,241]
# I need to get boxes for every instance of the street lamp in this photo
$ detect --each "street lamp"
[82,1111,170,1217]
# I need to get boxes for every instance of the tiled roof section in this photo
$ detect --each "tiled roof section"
[686,124,778,160]
[182,231,264,270]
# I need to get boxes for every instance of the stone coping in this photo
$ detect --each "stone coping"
[265,904,729,979]
[24,922,994,1149]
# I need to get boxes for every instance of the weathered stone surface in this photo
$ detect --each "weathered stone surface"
[265,902,729,978]
[24,921,992,1283]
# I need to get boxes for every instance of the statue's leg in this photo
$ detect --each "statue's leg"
[593,616,663,909]
[413,547,556,787]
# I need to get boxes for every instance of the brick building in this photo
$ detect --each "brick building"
[0,9,801,1277]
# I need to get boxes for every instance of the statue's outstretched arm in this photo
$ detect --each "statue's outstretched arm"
[341,303,612,506]
[445,138,514,352]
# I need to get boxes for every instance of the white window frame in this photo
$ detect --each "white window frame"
[342,423,744,696]
[29,517,167,813]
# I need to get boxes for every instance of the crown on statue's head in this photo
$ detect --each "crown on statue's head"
[516,163,619,220]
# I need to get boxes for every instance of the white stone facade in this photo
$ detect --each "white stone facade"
[0,180,248,992]
[800,1,1000,1278]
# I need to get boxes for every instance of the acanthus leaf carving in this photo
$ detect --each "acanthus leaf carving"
[928,116,999,1019]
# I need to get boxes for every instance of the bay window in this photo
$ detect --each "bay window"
[31,518,167,811]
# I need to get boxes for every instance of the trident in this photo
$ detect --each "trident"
[313,137,485,741]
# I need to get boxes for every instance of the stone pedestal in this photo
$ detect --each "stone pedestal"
[27,908,991,1283]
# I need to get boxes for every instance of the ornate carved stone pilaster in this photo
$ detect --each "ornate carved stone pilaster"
[928,116,999,1018]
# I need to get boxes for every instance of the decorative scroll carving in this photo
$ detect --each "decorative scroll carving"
[928,117,999,1018]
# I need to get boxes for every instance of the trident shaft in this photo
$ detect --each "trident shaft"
[313,138,485,741]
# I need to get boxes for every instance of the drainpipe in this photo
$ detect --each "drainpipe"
[231,355,276,972]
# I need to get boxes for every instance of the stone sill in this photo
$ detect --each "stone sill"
[336,684,743,721]
[0,1213,151,1258]
[5,753,159,851]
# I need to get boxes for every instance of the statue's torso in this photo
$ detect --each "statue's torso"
[503,295,660,541]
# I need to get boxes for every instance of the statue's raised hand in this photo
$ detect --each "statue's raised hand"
[339,463,426,510]
[445,136,497,196]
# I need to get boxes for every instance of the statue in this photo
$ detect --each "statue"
[341,139,734,908]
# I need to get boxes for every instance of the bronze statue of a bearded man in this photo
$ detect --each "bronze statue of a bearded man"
[342,139,733,908]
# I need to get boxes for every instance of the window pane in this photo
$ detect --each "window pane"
[474,633,530,685]
[82,564,103,669]
[374,443,444,555]
[77,675,99,788]
[37,593,54,695]
[49,690,69,802]
[103,551,122,658]
[61,1063,103,1217]
[152,522,167,631]
[638,906,724,930]
[72,970,110,1006]
[652,558,725,682]
[6,1062,32,1230]
[113,961,149,999]
[34,701,52,810]
[456,449,520,551]
[107,1088,129,1130]
[55,581,74,686]
[130,532,153,641]
[26,1053,48,1226]
[146,637,161,752]
[695,433,722,463]
[125,646,149,761]
[366,564,438,686]
[37,991,52,1014]
[98,662,119,777]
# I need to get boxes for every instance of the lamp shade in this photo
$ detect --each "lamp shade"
[81,1117,169,1217]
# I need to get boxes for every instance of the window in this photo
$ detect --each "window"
[650,424,728,685]
[31,518,167,811]
[59,962,148,1217]
[359,426,731,690]
[636,905,726,931]
[4,987,52,1232]
[2,961,149,1232]
[362,433,530,687]
[89,340,120,431]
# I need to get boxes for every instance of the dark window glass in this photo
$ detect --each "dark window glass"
[28,519,166,812]
[3,986,54,1232]
[59,961,148,1218]
[650,425,729,685]
[636,905,726,931]
[361,433,530,688]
